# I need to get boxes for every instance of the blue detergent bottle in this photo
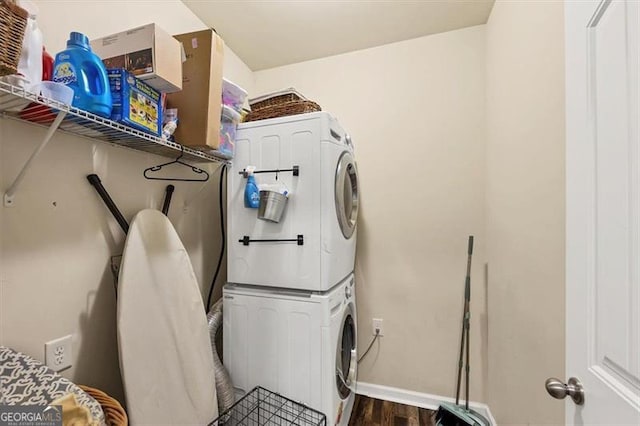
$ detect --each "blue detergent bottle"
[53,32,112,118]
[244,166,260,208]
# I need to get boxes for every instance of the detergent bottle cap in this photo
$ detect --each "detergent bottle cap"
[67,32,91,50]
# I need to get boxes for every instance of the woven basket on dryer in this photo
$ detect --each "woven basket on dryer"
[245,100,321,122]
[0,0,28,77]
[246,88,321,122]
[250,91,304,111]
[78,385,128,426]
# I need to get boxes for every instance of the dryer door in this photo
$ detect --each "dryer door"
[336,304,357,399]
[335,152,359,239]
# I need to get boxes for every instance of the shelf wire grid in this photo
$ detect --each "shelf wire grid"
[0,80,230,163]
[210,387,326,426]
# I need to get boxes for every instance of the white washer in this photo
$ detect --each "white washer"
[228,112,359,292]
[223,274,357,425]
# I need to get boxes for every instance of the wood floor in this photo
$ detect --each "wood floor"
[348,395,436,426]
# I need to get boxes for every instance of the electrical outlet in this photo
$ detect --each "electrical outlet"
[45,335,72,372]
[372,318,384,336]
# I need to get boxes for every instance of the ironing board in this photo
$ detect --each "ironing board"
[0,347,106,425]
[117,209,217,425]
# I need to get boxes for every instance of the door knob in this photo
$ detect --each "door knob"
[545,377,585,405]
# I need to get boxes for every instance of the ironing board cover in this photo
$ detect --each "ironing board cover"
[117,209,217,424]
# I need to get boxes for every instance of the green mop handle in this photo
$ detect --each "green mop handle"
[465,236,473,302]
[455,236,474,406]
[465,236,474,411]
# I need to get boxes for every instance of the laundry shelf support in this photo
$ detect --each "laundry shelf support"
[4,111,67,207]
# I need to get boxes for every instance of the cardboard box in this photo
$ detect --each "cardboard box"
[108,69,163,136]
[166,29,224,150]
[91,24,182,93]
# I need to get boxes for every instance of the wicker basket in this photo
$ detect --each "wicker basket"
[250,92,304,111]
[0,0,28,77]
[79,385,128,426]
[245,100,321,122]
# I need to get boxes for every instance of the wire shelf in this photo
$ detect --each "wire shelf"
[0,80,230,163]
[210,387,326,426]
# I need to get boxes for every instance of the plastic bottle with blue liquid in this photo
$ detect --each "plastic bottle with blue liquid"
[53,32,112,118]
[244,166,260,208]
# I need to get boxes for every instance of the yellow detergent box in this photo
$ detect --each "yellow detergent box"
[107,68,162,136]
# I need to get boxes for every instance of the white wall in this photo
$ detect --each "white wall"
[485,1,565,425]
[0,0,253,404]
[254,26,488,402]
[31,0,254,93]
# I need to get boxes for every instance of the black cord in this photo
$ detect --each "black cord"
[206,164,227,312]
[357,329,380,363]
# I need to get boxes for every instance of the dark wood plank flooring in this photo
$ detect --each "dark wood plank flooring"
[348,395,436,426]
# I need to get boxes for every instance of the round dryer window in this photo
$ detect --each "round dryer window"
[336,309,356,399]
[335,152,359,239]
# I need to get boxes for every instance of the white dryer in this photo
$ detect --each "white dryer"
[228,112,359,292]
[223,274,358,426]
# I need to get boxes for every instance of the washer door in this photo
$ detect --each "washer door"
[336,305,356,399]
[335,152,359,239]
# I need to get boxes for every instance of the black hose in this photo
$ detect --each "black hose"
[206,165,227,312]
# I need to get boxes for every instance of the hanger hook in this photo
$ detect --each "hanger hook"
[175,143,185,161]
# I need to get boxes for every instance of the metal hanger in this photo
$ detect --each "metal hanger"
[143,144,210,182]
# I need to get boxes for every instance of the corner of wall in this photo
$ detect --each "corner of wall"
[484,0,566,424]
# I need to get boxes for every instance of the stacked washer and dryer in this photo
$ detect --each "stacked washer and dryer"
[223,111,360,425]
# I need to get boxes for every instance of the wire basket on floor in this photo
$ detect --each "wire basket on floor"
[0,0,28,77]
[209,386,326,426]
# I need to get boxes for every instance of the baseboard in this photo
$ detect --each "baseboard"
[355,382,497,426]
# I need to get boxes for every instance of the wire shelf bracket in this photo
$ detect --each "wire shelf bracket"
[4,111,66,207]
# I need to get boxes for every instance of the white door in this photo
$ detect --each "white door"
[564,0,640,424]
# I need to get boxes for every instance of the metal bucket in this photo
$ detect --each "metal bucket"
[258,190,288,222]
